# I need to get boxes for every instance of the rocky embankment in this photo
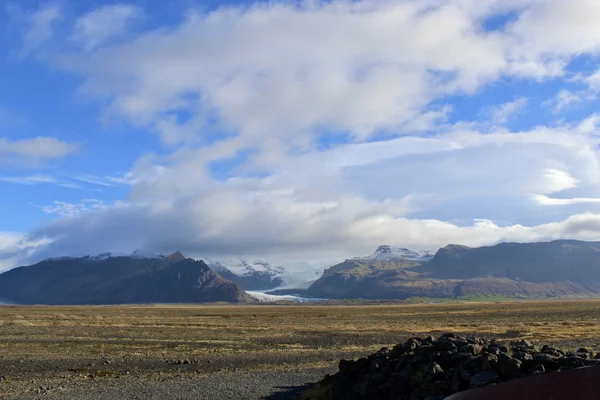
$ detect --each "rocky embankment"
[314,333,600,400]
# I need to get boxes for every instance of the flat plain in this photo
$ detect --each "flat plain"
[0,300,600,399]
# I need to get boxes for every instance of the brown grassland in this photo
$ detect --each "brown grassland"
[0,300,599,398]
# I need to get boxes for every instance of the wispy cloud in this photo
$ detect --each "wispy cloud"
[39,199,107,217]
[72,4,141,52]
[18,3,62,57]
[73,167,167,187]
[582,69,600,92]
[0,172,146,189]
[0,175,81,189]
[74,175,118,187]
[0,174,57,185]
[482,97,529,125]
[544,89,596,113]
[0,136,79,160]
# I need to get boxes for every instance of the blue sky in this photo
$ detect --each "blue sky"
[3,0,600,270]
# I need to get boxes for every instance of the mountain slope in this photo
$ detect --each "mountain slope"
[306,241,600,299]
[306,258,423,298]
[0,252,250,304]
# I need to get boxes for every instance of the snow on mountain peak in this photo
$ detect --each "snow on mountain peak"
[240,260,284,276]
[78,250,163,262]
[89,250,164,261]
[207,259,284,280]
[356,245,433,262]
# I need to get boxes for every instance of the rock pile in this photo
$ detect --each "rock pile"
[322,333,600,400]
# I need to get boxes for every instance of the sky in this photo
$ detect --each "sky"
[3,0,600,272]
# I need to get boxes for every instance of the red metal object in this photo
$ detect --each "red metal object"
[445,366,600,400]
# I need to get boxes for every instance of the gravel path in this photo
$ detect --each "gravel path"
[5,367,335,400]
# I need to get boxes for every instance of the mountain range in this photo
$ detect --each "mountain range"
[305,240,600,300]
[4,240,600,304]
[0,252,250,304]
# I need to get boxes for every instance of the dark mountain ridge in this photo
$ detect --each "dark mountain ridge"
[0,252,250,305]
[424,240,600,283]
[306,240,600,299]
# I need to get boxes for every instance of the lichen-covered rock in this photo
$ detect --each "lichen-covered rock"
[321,334,600,400]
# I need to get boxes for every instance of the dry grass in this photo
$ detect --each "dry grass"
[0,300,599,361]
[0,300,599,397]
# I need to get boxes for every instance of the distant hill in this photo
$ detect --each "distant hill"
[306,240,600,299]
[207,260,285,290]
[0,252,251,304]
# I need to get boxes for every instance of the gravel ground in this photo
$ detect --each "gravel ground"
[4,367,335,400]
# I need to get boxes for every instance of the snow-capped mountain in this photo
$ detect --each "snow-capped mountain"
[355,245,434,262]
[207,260,285,290]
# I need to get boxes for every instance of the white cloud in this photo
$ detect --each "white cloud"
[535,194,600,206]
[0,232,48,273]
[74,175,118,187]
[64,1,513,144]
[0,232,22,250]
[40,199,107,217]
[586,69,600,92]
[72,4,140,51]
[577,114,600,135]
[0,232,24,272]
[0,175,83,189]
[545,89,595,113]
[541,168,579,193]
[0,175,57,185]
[0,137,78,160]
[52,0,600,148]
[483,97,528,125]
[19,3,62,56]
[507,0,600,76]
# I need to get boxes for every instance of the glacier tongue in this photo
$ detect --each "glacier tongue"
[246,291,326,303]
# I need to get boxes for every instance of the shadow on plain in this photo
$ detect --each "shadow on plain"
[263,383,313,399]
